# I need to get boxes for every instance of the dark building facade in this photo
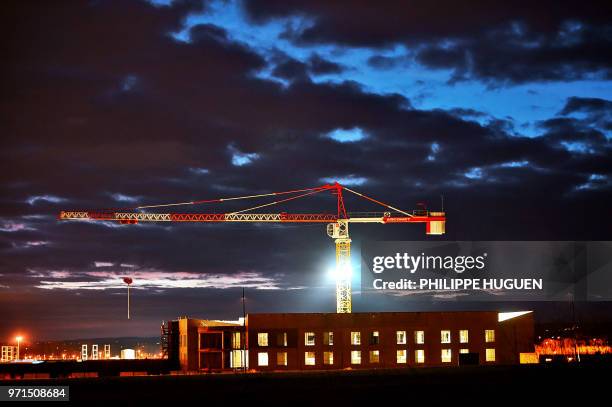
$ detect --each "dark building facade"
[167,311,535,372]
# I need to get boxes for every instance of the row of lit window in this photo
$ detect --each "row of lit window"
[256,348,496,366]
[256,329,495,347]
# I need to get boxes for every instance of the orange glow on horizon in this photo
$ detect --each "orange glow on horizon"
[536,338,612,356]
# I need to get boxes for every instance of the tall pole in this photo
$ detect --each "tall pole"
[123,277,133,320]
[242,287,246,371]
[127,284,130,320]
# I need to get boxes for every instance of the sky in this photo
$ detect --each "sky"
[1,0,611,340]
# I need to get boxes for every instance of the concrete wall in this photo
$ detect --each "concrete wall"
[178,318,201,371]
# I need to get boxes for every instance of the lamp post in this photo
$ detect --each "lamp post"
[123,277,133,319]
[15,336,23,361]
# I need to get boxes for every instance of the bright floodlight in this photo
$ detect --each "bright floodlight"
[15,336,23,342]
[329,263,352,281]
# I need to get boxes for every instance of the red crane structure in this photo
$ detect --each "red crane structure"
[59,182,446,313]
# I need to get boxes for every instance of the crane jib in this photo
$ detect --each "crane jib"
[58,211,445,225]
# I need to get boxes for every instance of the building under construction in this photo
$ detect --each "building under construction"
[163,311,535,372]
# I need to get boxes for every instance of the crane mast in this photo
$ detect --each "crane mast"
[327,220,352,313]
[59,182,446,313]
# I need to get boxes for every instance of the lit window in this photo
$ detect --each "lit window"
[277,352,287,366]
[485,330,495,343]
[231,350,243,368]
[460,349,469,354]
[441,349,452,363]
[305,351,315,366]
[459,330,469,343]
[396,331,406,345]
[370,331,380,345]
[324,331,334,346]
[351,332,361,345]
[415,331,425,344]
[305,332,315,346]
[277,332,287,347]
[369,350,380,363]
[486,348,496,362]
[232,332,241,349]
[257,333,268,347]
[351,350,361,364]
[397,349,407,364]
[441,330,451,343]
[323,351,333,365]
[415,349,425,363]
[258,352,268,366]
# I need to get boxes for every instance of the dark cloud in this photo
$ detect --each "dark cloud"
[414,23,612,85]
[245,0,612,84]
[559,97,612,130]
[270,52,346,81]
[560,97,612,115]
[446,108,489,119]
[307,53,345,75]
[271,57,310,81]
[1,0,611,338]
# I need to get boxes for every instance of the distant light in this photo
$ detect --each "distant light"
[326,127,367,143]
[16,336,23,342]
[498,311,532,322]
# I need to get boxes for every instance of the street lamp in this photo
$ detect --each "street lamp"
[123,277,133,319]
[15,336,23,361]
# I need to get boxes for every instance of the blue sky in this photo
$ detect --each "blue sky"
[165,0,611,137]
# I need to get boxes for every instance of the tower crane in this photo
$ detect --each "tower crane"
[59,182,445,313]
